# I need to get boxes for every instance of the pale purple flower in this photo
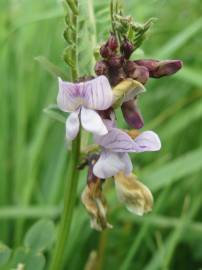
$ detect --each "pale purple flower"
[93,128,161,179]
[57,76,113,140]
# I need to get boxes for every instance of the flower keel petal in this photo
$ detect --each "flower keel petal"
[93,151,126,179]
[65,111,80,140]
[80,107,108,136]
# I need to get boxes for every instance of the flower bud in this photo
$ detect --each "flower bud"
[135,59,183,78]
[132,65,149,84]
[124,61,149,84]
[100,44,113,59]
[120,39,134,59]
[107,33,118,51]
[121,99,144,129]
[114,172,153,216]
[94,61,109,76]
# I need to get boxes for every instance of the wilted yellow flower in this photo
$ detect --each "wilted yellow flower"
[114,171,153,216]
[81,180,112,231]
[112,78,145,108]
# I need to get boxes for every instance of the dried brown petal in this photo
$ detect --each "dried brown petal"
[114,172,153,216]
[81,180,112,231]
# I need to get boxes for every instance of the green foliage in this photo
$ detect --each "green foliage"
[0,243,11,267]
[0,0,202,269]
[24,219,56,253]
[11,247,45,270]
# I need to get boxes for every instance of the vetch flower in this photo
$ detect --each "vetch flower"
[57,75,113,140]
[93,128,161,179]
[114,172,153,216]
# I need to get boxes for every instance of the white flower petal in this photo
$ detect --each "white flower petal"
[65,110,80,140]
[83,76,113,110]
[57,77,82,112]
[94,128,136,152]
[121,153,133,175]
[93,151,126,179]
[134,131,161,152]
[80,107,108,136]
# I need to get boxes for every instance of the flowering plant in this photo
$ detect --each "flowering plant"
[48,1,182,269]
[55,2,182,232]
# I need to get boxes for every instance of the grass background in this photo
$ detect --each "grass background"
[0,0,202,269]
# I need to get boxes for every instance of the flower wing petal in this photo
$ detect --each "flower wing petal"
[65,110,80,140]
[94,128,136,152]
[80,107,108,136]
[133,131,161,152]
[93,151,126,179]
[83,76,113,110]
[57,77,81,112]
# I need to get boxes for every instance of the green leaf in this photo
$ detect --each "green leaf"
[176,66,202,88]
[143,147,202,191]
[35,56,68,80]
[43,104,66,123]
[24,219,56,252]
[155,18,202,58]
[11,247,45,270]
[0,243,11,267]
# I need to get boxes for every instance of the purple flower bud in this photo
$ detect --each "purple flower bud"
[134,59,183,78]
[107,33,118,51]
[100,44,114,59]
[94,61,109,76]
[120,39,134,59]
[124,61,149,84]
[107,56,123,68]
[121,99,144,129]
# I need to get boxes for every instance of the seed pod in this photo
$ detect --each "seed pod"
[120,39,135,59]
[121,99,144,129]
[94,61,109,76]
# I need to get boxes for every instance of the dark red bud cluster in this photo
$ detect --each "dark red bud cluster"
[100,33,118,59]
[94,61,108,76]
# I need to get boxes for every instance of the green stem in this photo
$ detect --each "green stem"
[50,134,81,270]
[50,1,80,269]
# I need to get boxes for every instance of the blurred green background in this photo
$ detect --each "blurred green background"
[1,0,202,269]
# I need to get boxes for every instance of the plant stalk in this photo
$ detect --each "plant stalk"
[50,1,80,269]
[50,134,81,270]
